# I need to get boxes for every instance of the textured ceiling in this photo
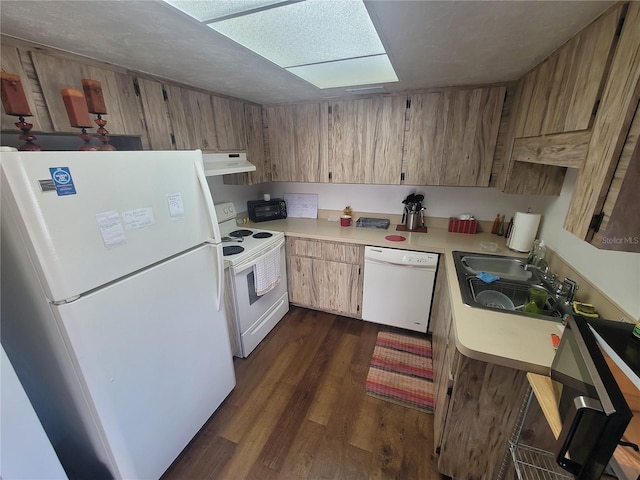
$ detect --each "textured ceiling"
[0,0,613,105]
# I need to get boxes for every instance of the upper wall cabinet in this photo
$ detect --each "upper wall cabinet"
[136,78,174,150]
[330,96,406,184]
[267,103,329,182]
[211,96,247,151]
[564,2,640,251]
[164,84,217,150]
[29,52,143,137]
[1,45,52,132]
[498,4,624,195]
[223,103,269,185]
[404,87,505,186]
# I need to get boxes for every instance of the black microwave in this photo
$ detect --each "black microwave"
[550,314,634,479]
[247,199,287,222]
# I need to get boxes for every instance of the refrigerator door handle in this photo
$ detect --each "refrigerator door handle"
[210,244,224,311]
[195,160,222,244]
[195,159,224,310]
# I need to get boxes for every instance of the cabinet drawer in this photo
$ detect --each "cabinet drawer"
[287,237,361,264]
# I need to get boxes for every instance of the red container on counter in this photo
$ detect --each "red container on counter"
[448,217,478,234]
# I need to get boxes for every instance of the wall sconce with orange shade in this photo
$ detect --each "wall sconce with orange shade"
[0,72,43,150]
[61,88,97,151]
[82,78,115,151]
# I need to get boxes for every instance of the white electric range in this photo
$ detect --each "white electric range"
[215,202,289,358]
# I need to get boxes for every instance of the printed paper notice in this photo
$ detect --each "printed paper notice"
[167,192,185,220]
[283,193,318,219]
[96,210,126,248]
[123,207,155,230]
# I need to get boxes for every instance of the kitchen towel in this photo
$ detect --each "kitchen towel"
[253,247,281,296]
[507,212,541,252]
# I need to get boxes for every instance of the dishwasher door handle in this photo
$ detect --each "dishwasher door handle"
[364,258,437,270]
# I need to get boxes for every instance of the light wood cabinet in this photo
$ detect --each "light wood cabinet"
[136,78,174,150]
[498,3,624,195]
[29,52,143,137]
[164,84,217,150]
[211,95,247,151]
[1,45,52,133]
[430,262,455,453]
[404,87,504,186]
[267,103,329,182]
[330,96,406,184]
[431,264,533,479]
[403,92,446,185]
[223,104,269,185]
[564,3,640,251]
[583,98,640,252]
[286,237,363,318]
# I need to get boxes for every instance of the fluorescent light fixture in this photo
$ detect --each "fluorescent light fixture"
[288,55,398,89]
[162,0,399,90]
[163,0,287,22]
[207,1,384,67]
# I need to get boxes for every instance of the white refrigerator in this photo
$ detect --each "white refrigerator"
[0,149,236,479]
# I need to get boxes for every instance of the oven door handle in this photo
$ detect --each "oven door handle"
[231,238,285,276]
[555,395,603,475]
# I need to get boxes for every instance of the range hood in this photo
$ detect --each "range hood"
[202,152,256,176]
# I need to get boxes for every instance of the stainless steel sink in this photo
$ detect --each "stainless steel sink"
[452,251,566,321]
[458,254,532,281]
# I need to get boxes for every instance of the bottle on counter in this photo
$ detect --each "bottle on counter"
[491,213,501,234]
[527,239,541,264]
[497,215,505,236]
[505,217,514,239]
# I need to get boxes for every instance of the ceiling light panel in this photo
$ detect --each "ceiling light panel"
[206,0,385,67]
[163,0,286,22]
[287,54,398,89]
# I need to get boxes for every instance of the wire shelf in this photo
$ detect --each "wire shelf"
[510,442,573,480]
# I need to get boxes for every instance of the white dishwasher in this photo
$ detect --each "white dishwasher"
[361,246,439,332]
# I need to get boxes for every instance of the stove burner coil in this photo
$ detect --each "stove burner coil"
[229,229,253,238]
[223,245,244,256]
[252,232,273,239]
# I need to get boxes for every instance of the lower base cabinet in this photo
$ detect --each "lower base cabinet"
[431,265,535,480]
[286,237,363,318]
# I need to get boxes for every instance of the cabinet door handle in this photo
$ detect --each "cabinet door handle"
[555,395,603,474]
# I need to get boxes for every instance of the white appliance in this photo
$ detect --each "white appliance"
[203,152,256,176]
[215,202,289,357]
[362,246,439,332]
[1,346,68,480]
[1,150,236,479]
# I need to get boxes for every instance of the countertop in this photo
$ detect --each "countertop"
[254,216,562,375]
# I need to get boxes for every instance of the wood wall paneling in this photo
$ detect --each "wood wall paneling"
[565,3,640,239]
[403,92,447,185]
[1,46,49,132]
[164,84,192,149]
[135,78,174,150]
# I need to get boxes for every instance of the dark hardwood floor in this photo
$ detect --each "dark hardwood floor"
[162,306,443,480]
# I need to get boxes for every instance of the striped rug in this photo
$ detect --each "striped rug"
[365,331,434,413]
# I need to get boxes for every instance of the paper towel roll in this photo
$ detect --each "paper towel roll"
[507,212,541,252]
